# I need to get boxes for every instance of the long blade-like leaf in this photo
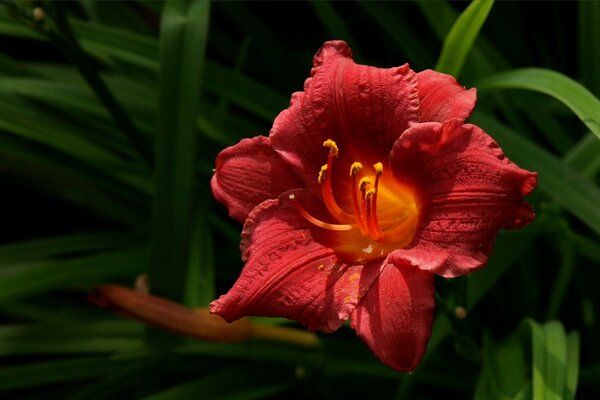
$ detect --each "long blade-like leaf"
[150,0,210,302]
[478,68,600,141]
[435,0,495,77]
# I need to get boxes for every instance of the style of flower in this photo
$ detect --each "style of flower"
[210,41,536,372]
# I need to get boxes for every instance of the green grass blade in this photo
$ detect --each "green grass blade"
[142,368,291,400]
[578,1,600,96]
[474,331,528,400]
[563,132,600,177]
[203,61,287,121]
[435,0,495,77]
[564,332,580,400]
[0,357,136,391]
[529,320,567,400]
[477,68,600,141]
[471,112,600,236]
[150,0,210,302]
[0,231,144,264]
[467,220,543,309]
[357,1,433,70]
[0,135,150,227]
[0,320,144,358]
[546,236,575,320]
[80,0,151,35]
[511,383,532,400]
[184,196,215,307]
[0,247,148,302]
[64,361,144,400]
[567,231,600,264]
[309,1,363,61]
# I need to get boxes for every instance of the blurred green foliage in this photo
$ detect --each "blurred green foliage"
[0,1,598,399]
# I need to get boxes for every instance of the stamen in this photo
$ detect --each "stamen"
[317,164,327,184]
[368,163,385,240]
[358,177,371,192]
[349,162,363,177]
[365,188,376,200]
[365,189,383,240]
[373,162,383,176]
[349,162,367,235]
[289,194,352,231]
[319,139,354,223]
[323,139,338,156]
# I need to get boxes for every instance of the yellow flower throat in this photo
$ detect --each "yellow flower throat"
[289,139,419,261]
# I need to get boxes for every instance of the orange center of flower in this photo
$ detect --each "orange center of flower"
[289,139,419,262]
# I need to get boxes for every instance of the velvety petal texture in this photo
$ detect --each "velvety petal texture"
[416,70,477,123]
[390,119,537,278]
[211,136,303,223]
[271,40,420,195]
[210,192,382,333]
[351,260,435,372]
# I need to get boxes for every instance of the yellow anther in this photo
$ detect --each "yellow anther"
[323,139,338,156]
[365,188,376,199]
[373,162,383,175]
[359,177,371,192]
[349,162,363,177]
[317,164,328,184]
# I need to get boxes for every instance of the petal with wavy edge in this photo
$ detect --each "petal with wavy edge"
[351,260,435,372]
[417,69,477,123]
[390,119,537,278]
[271,40,420,196]
[211,136,303,223]
[211,191,382,333]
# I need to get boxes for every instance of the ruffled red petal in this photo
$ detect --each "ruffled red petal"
[389,119,537,278]
[210,192,382,333]
[271,40,420,196]
[211,136,303,223]
[351,260,435,372]
[416,70,477,123]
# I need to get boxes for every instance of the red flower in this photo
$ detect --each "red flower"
[210,41,536,371]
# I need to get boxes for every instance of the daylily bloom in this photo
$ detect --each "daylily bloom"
[210,41,536,371]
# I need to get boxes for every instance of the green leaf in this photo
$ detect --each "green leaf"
[0,231,144,264]
[184,196,215,307]
[474,331,528,400]
[578,1,600,96]
[467,220,543,309]
[357,1,433,70]
[142,368,291,400]
[471,112,600,236]
[546,236,575,320]
[564,333,580,400]
[0,134,150,227]
[64,361,144,400]
[309,1,362,61]
[150,0,210,302]
[0,357,136,391]
[0,320,144,356]
[435,0,495,77]
[477,68,600,142]
[563,132,600,177]
[0,247,148,302]
[529,320,567,400]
